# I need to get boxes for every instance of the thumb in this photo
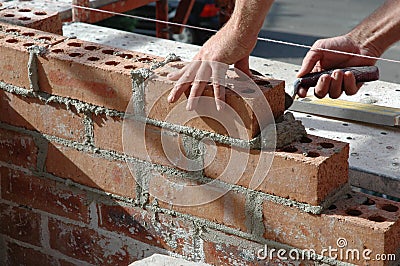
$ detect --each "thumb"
[297,50,323,78]
[234,57,252,77]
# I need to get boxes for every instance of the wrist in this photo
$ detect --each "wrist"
[345,30,384,58]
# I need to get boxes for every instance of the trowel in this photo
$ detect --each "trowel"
[285,65,380,109]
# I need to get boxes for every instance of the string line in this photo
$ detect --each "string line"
[71,4,400,64]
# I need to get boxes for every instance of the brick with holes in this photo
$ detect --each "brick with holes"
[149,62,286,140]
[262,191,400,265]
[38,39,163,111]
[0,7,62,34]
[0,23,65,89]
[204,134,349,206]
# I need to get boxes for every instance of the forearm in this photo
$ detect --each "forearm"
[347,0,400,56]
[225,0,274,49]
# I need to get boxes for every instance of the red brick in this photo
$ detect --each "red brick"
[150,173,248,232]
[0,167,90,223]
[0,7,62,34]
[204,134,349,206]
[93,114,180,169]
[0,127,38,169]
[38,39,163,112]
[48,217,130,265]
[45,142,136,199]
[0,90,86,142]
[0,202,41,246]
[5,241,59,265]
[97,202,195,256]
[0,23,65,89]
[202,229,316,266]
[262,191,400,265]
[148,63,285,139]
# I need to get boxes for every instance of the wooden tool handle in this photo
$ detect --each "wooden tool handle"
[299,66,379,88]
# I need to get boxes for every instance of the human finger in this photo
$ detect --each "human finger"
[186,63,211,110]
[328,70,344,99]
[314,74,331,98]
[297,87,309,98]
[167,62,200,103]
[343,71,359,96]
[297,48,323,78]
[210,62,228,111]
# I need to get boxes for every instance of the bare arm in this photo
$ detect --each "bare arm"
[298,0,400,98]
[168,0,274,110]
[347,0,400,57]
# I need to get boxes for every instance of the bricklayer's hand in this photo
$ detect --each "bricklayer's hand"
[167,26,256,111]
[297,35,377,99]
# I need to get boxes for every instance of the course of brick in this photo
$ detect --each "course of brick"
[0,13,399,266]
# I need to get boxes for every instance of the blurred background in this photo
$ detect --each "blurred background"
[97,0,399,83]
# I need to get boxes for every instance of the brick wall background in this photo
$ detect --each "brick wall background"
[0,8,399,266]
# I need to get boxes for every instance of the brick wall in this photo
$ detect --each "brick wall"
[0,10,399,266]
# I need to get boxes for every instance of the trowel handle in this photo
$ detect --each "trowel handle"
[298,66,379,88]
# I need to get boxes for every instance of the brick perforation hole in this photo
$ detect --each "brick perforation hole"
[69,52,82,57]
[102,49,115,55]
[138,57,152,62]
[306,151,320,158]
[319,142,334,149]
[84,45,98,51]
[282,146,298,153]
[4,14,15,17]
[363,198,375,205]
[18,9,31,12]
[51,49,64,53]
[381,204,399,213]
[368,215,386,223]
[22,32,35,37]
[117,53,134,59]
[105,61,119,66]
[300,136,312,143]
[19,17,31,21]
[67,42,82,47]
[124,65,136,70]
[5,38,18,43]
[346,209,362,216]
[38,36,51,41]
[88,56,100,61]
[23,42,35,47]
[5,28,20,33]
[34,11,47,16]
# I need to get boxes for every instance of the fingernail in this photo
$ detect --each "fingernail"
[186,103,193,111]
[167,94,174,103]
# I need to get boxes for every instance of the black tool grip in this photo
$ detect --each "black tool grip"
[299,66,379,88]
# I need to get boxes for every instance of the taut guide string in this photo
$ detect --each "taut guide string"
[71,4,400,65]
